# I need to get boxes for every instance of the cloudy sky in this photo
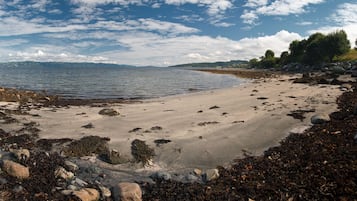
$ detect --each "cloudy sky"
[0,0,356,66]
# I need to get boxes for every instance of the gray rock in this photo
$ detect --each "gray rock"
[67,185,78,191]
[64,160,79,172]
[72,178,88,187]
[98,108,120,116]
[151,172,171,181]
[311,114,330,124]
[204,169,220,182]
[186,174,200,183]
[112,182,142,201]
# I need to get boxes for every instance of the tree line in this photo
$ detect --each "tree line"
[249,30,352,69]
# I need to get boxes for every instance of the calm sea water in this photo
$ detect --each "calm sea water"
[0,63,244,99]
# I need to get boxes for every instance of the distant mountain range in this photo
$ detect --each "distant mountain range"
[169,60,248,68]
[0,61,137,68]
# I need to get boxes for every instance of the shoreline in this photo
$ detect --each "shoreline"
[0,69,355,200]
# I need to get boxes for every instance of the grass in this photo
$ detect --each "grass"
[334,49,357,62]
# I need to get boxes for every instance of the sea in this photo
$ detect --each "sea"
[0,62,245,99]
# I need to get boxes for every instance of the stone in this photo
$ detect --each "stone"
[64,160,79,172]
[311,114,330,124]
[151,171,171,181]
[104,149,128,165]
[193,168,202,176]
[112,182,142,201]
[98,185,111,198]
[73,188,100,201]
[204,169,220,182]
[98,108,119,116]
[11,149,30,161]
[72,178,88,187]
[54,166,74,180]
[2,160,30,179]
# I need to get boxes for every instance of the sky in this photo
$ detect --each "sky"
[0,0,356,66]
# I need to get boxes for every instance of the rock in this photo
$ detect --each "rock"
[311,114,330,124]
[98,108,119,116]
[98,185,111,198]
[2,160,30,179]
[186,174,200,183]
[11,149,30,161]
[151,126,163,131]
[72,178,88,187]
[193,168,202,176]
[64,160,79,172]
[73,188,100,201]
[82,123,94,129]
[67,185,78,191]
[103,149,128,165]
[112,182,142,201]
[204,169,220,182]
[151,172,171,181]
[54,166,74,180]
[340,84,352,91]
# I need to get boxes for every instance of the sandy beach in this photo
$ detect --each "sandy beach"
[1,74,342,172]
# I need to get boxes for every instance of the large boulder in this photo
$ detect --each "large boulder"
[112,182,142,201]
[311,114,330,124]
[2,160,30,179]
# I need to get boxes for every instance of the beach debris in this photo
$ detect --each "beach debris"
[131,139,155,165]
[154,139,171,146]
[209,105,220,109]
[198,121,219,126]
[63,135,110,157]
[98,108,120,116]
[151,126,163,131]
[129,127,142,133]
[287,109,316,121]
[311,114,331,124]
[82,123,94,129]
[2,160,30,179]
[73,188,100,201]
[257,97,268,100]
[112,182,142,201]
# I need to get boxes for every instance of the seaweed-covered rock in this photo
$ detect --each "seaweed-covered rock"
[131,139,155,165]
[63,136,110,157]
[98,108,120,116]
[311,114,330,124]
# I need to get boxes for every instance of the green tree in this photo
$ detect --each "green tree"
[289,39,307,63]
[261,49,276,68]
[323,30,350,62]
[248,58,260,68]
[304,33,326,65]
[265,49,275,59]
[279,51,289,65]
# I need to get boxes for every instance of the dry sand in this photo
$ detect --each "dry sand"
[1,75,343,172]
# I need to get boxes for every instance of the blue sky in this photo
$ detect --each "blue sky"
[0,0,356,66]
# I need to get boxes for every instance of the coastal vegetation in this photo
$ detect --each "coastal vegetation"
[250,30,354,69]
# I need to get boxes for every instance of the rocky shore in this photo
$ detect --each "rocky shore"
[0,70,355,200]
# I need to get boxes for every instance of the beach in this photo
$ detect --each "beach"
[1,73,342,171]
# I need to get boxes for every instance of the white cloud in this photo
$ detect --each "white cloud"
[164,0,233,15]
[296,21,313,26]
[241,0,325,25]
[308,2,357,48]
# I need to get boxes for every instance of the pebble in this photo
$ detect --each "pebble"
[204,169,220,182]
[151,172,171,181]
[193,168,202,176]
[54,166,74,180]
[311,114,330,124]
[11,149,30,161]
[98,185,111,198]
[64,160,79,172]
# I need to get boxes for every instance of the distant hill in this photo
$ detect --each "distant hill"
[169,60,248,68]
[0,61,137,68]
